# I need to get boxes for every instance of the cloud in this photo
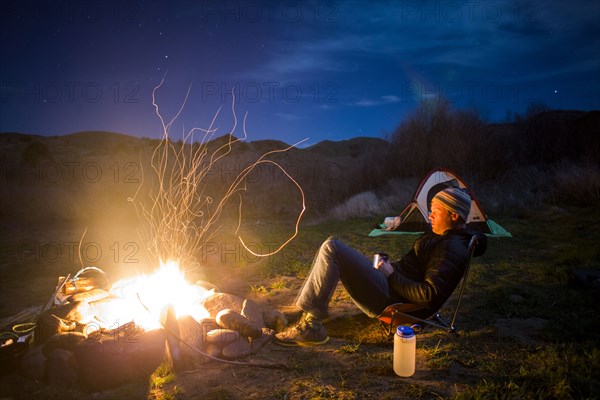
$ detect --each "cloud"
[275,112,302,121]
[249,0,600,88]
[354,95,400,107]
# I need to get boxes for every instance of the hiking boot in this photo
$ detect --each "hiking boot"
[273,318,329,347]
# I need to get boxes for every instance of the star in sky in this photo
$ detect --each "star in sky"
[0,0,598,143]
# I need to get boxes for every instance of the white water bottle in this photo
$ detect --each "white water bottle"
[394,325,416,377]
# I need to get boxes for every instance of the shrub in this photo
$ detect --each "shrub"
[385,98,498,180]
[552,162,600,206]
[329,178,415,220]
[21,140,52,165]
[330,191,382,220]
[472,162,600,216]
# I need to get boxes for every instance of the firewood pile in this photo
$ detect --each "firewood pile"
[0,269,288,391]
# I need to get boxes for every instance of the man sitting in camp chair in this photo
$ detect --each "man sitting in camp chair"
[274,187,487,346]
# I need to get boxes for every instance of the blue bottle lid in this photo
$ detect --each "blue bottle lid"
[396,325,415,338]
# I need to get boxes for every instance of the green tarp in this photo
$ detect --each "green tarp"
[369,218,512,238]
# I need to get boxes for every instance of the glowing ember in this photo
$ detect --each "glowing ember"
[93,261,212,331]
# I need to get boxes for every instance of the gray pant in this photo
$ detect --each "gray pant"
[295,237,403,320]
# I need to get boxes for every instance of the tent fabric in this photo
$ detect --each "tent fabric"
[369,169,512,238]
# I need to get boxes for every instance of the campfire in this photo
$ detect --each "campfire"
[0,82,301,390]
[0,263,287,391]
[94,260,212,332]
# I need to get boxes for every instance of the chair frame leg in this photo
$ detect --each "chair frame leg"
[385,311,457,335]
[379,235,479,336]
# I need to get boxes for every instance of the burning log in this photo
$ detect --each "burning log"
[53,268,110,305]
[5,262,288,391]
[42,331,87,356]
[3,85,308,391]
[68,288,109,303]
[33,302,92,345]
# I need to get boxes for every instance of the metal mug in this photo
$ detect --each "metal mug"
[373,253,389,268]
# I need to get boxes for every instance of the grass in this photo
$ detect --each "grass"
[1,205,599,399]
[269,278,287,290]
[148,363,178,400]
[335,341,362,354]
[255,206,600,399]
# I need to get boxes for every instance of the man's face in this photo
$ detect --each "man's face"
[429,199,456,235]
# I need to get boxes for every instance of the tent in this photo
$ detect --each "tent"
[370,169,511,237]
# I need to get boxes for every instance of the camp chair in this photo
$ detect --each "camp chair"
[377,235,479,335]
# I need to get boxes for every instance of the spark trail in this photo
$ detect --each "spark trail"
[129,77,306,270]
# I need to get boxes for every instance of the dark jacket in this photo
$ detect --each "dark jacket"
[387,228,487,318]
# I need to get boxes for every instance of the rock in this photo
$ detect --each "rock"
[567,268,600,289]
[204,344,222,359]
[46,349,78,387]
[161,305,182,371]
[199,318,220,344]
[0,340,28,377]
[178,315,202,348]
[200,293,245,318]
[222,339,251,360]
[216,309,262,339]
[20,345,46,381]
[0,373,44,398]
[75,328,166,391]
[241,299,265,328]
[509,294,525,303]
[177,315,212,367]
[205,329,240,346]
[262,309,288,332]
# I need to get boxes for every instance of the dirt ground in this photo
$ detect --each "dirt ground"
[1,127,598,399]
[0,250,547,400]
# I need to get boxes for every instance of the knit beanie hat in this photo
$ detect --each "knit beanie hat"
[432,187,472,222]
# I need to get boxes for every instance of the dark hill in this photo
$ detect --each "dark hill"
[306,137,388,158]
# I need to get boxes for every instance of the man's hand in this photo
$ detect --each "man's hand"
[376,260,394,278]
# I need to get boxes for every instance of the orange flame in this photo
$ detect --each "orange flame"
[93,261,212,331]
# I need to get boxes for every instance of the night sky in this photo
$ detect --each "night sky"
[1,0,599,145]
